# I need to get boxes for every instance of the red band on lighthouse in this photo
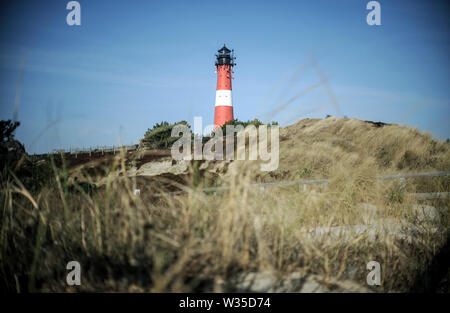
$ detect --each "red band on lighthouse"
[214,45,235,128]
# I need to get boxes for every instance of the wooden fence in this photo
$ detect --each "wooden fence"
[152,171,450,199]
[44,144,140,157]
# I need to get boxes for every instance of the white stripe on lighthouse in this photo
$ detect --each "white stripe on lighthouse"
[215,90,233,107]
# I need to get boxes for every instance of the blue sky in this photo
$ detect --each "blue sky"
[0,0,449,154]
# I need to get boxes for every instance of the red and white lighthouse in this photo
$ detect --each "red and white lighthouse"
[214,44,236,128]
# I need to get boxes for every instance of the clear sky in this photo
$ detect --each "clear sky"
[0,0,449,154]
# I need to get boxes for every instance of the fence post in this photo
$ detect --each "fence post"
[399,178,406,191]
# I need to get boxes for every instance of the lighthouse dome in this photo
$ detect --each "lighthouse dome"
[215,44,235,66]
[217,45,231,54]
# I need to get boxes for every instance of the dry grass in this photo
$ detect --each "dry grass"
[272,117,450,180]
[0,117,449,292]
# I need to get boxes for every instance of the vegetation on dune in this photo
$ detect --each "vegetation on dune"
[140,119,279,149]
[216,118,278,134]
[0,120,24,166]
[0,120,20,142]
[0,117,449,292]
[141,120,191,149]
[264,117,450,184]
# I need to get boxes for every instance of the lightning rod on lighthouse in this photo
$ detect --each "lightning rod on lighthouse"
[214,44,236,128]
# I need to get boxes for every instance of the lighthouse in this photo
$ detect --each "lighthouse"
[214,44,236,128]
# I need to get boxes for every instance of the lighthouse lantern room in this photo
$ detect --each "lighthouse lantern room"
[214,44,236,128]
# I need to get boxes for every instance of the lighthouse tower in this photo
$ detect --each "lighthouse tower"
[214,44,236,128]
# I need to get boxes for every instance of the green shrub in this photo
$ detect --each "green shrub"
[216,118,278,136]
[142,121,191,148]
